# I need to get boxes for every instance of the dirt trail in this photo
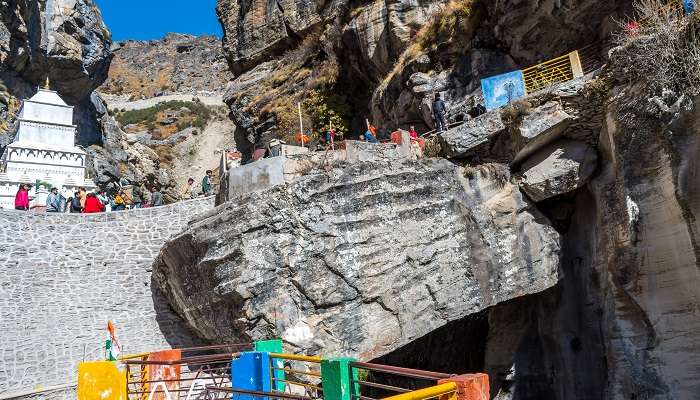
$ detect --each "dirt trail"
[170,118,235,193]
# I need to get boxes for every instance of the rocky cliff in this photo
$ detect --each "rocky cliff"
[0,0,112,145]
[215,0,631,162]
[100,33,232,100]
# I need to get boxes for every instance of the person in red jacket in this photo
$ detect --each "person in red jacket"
[83,192,105,213]
[14,184,30,211]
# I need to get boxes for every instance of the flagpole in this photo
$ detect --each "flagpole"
[298,102,305,148]
[365,118,370,142]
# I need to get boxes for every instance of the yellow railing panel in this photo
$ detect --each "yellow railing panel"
[269,353,323,363]
[381,382,458,400]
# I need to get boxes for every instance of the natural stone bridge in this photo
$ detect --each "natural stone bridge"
[0,198,214,400]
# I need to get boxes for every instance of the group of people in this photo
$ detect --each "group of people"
[13,183,165,213]
[182,170,214,199]
[13,170,217,212]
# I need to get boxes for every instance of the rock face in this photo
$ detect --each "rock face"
[579,94,700,399]
[0,0,112,145]
[0,0,112,101]
[153,158,561,357]
[216,0,326,75]
[100,34,232,99]
[519,139,597,202]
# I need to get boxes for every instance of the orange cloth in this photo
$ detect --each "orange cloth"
[390,131,403,145]
[295,132,309,145]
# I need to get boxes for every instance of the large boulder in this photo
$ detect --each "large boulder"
[153,158,561,358]
[519,139,598,202]
[512,101,572,165]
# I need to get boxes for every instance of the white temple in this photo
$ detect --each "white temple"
[0,86,95,210]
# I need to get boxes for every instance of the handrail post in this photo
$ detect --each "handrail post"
[231,352,276,400]
[320,358,358,400]
[569,50,584,78]
[255,340,285,391]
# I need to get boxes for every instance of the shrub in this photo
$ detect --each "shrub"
[423,137,443,157]
[115,100,211,129]
[500,100,532,128]
[615,0,700,97]
[303,90,351,138]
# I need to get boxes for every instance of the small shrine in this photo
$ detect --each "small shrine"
[0,81,95,209]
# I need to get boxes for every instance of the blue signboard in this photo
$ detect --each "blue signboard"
[684,0,695,14]
[480,70,527,110]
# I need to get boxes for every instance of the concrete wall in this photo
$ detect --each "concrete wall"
[222,136,416,202]
[0,198,215,399]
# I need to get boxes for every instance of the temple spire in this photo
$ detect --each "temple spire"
[44,77,50,90]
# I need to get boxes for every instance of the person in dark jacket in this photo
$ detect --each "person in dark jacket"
[202,170,213,196]
[431,93,448,132]
[83,192,105,213]
[131,185,143,209]
[150,186,163,207]
[69,191,82,213]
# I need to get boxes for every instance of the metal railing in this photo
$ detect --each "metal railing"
[206,386,315,400]
[521,53,575,93]
[268,353,324,399]
[349,362,454,400]
[124,344,253,400]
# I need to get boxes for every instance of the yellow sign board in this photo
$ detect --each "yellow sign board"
[77,361,127,400]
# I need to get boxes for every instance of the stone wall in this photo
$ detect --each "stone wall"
[0,198,215,399]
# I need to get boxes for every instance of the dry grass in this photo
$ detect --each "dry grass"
[615,0,700,95]
[0,81,19,133]
[500,99,532,128]
[423,137,443,157]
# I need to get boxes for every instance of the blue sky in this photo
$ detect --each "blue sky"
[94,0,223,41]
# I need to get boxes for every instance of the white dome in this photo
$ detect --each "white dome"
[27,89,69,107]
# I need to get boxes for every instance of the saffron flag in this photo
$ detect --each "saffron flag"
[105,321,121,361]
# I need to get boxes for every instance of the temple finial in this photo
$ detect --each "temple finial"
[44,77,50,89]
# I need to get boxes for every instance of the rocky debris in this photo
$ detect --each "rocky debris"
[518,139,598,202]
[153,157,561,357]
[88,114,178,199]
[437,84,602,165]
[99,34,232,99]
